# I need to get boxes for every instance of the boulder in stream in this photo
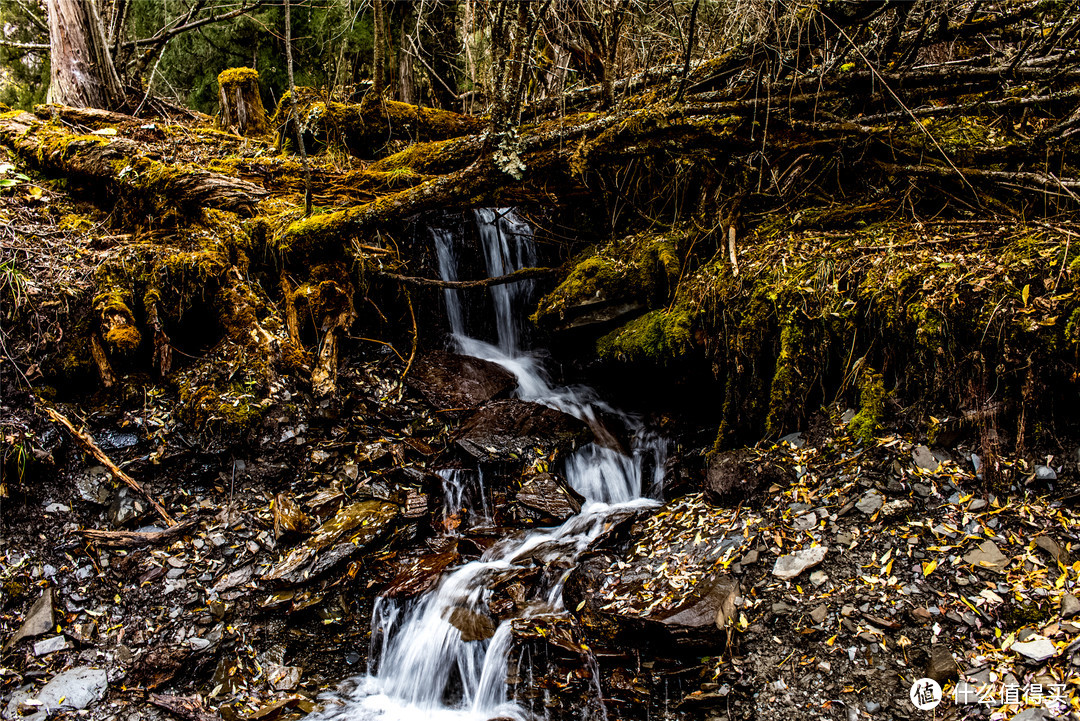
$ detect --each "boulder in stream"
[407,350,517,409]
[455,399,592,462]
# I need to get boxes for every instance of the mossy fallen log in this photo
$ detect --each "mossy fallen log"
[0,110,267,216]
[274,91,486,157]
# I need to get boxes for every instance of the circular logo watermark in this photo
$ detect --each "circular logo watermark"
[910,678,942,711]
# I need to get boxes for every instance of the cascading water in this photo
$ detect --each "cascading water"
[308,209,666,721]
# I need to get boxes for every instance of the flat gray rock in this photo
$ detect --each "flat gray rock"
[856,490,884,515]
[32,635,71,656]
[912,445,939,471]
[2,589,53,652]
[35,667,108,712]
[1061,593,1080,619]
[1012,636,1056,662]
[772,546,828,580]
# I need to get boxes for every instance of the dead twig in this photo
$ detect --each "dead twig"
[43,406,175,526]
[79,518,198,548]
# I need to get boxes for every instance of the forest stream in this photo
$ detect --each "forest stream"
[4,3,1080,721]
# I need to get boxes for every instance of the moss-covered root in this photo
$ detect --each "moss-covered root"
[849,369,887,445]
[93,270,142,358]
[291,265,356,397]
[217,67,270,138]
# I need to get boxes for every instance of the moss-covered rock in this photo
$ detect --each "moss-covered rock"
[533,229,682,330]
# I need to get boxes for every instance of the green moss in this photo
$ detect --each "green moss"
[104,324,142,354]
[533,229,682,326]
[848,370,886,445]
[764,316,806,437]
[596,307,694,364]
[217,67,261,87]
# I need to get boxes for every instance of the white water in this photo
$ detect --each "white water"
[308,209,665,721]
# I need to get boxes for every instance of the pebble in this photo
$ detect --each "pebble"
[809,570,828,586]
[809,605,828,624]
[1062,593,1080,619]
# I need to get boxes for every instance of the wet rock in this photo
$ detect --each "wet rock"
[772,546,827,580]
[516,473,584,521]
[455,400,591,462]
[108,486,147,527]
[2,589,53,652]
[384,544,461,599]
[925,647,958,683]
[704,449,794,506]
[263,500,399,586]
[1012,636,1057,662]
[962,540,1009,573]
[273,493,312,538]
[628,575,738,650]
[408,350,517,408]
[32,667,108,713]
[447,607,496,642]
[267,664,302,691]
[912,445,939,471]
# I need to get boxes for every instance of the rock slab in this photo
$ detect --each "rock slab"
[772,546,828,580]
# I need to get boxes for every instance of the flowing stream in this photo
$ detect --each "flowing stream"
[310,209,665,720]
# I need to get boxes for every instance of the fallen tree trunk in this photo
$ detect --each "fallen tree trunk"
[275,91,486,157]
[0,110,267,216]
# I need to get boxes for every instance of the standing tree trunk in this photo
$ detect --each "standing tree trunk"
[373,0,386,96]
[217,67,270,137]
[46,0,125,110]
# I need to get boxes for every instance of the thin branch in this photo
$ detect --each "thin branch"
[375,266,556,289]
[121,0,265,49]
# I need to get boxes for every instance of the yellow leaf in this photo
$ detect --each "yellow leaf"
[576,600,586,611]
[1022,284,1030,306]
[923,559,938,576]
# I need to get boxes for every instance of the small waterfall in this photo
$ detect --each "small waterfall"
[307,210,667,721]
[431,227,465,337]
[474,208,537,353]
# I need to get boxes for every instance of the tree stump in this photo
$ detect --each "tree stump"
[217,67,269,137]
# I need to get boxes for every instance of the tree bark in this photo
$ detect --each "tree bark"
[217,67,270,137]
[46,0,125,110]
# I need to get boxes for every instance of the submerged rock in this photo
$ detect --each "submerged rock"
[455,399,591,462]
[447,606,496,642]
[407,350,517,408]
